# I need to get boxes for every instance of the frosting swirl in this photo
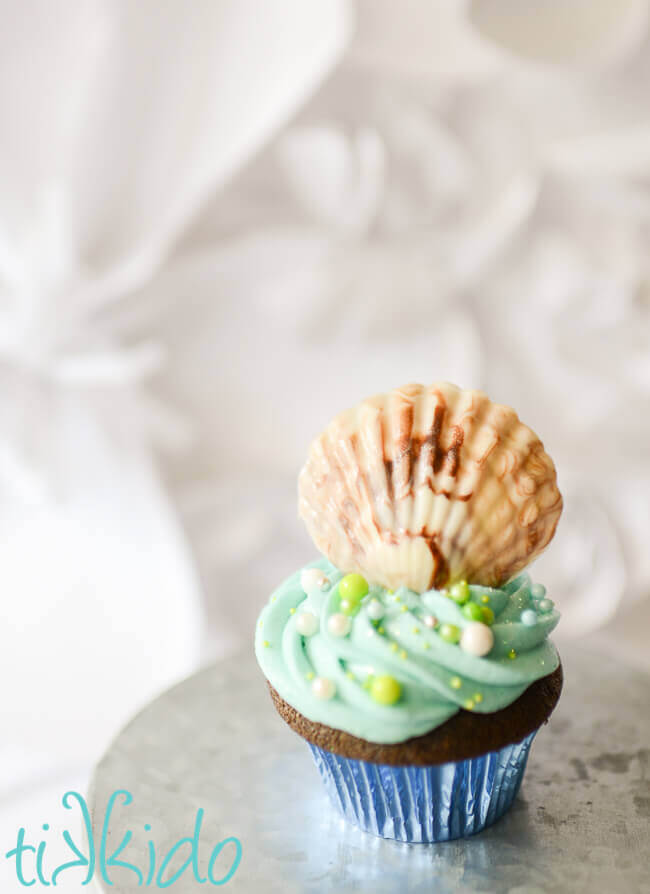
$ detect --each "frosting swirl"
[255,558,560,744]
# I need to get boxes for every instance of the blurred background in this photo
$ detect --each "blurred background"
[1,0,649,887]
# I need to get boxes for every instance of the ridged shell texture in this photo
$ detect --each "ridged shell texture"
[298,383,562,592]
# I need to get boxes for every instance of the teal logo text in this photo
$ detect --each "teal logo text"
[5,790,242,887]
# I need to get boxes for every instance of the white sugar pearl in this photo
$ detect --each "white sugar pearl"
[296,611,319,636]
[521,609,538,626]
[423,614,437,629]
[367,600,384,621]
[327,613,352,637]
[300,568,329,595]
[460,622,494,657]
[538,598,554,614]
[531,583,546,599]
[312,677,336,700]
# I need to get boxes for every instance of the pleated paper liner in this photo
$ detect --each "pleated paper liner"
[308,731,536,843]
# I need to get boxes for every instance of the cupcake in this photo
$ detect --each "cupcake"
[255,383,563,843]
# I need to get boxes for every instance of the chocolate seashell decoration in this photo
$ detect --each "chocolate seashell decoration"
[298,383,562,592]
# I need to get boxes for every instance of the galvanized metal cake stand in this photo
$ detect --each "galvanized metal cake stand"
[88,642,650,893]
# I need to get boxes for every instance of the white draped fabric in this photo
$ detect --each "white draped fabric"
[0,3,349,887]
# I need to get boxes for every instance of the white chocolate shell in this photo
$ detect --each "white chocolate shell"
[298,383,562,592]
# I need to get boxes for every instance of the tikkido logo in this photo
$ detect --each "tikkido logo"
[5,790,242,888]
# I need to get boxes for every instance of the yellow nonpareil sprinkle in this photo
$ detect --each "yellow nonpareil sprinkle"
[378,626,385,635]
[481,594,490,604]
[464,699,475,710]
[306,671,314,680]
[263,640,270,648]
[450,676,462,690]
[508,649,517,660]
[473,692,483,703]
[394,594,401,602]
[423,642,430,650]
[412,627,420,635]
[399,649,408,660]
[390,643,399,652]
[259,620,263,628]
[401,605,408,613]
[289,607,296,614]
[271,596,277,603]
[346,671,355,680]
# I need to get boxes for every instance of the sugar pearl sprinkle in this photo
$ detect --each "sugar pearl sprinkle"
[439,623,461,644]
[300,568,330,595]
[338,573,369,617]
[369,675,401,705]
[481,605,495,626]
[423,614,438,629]
[312,677,336,700]
[448,580,470,605]
[367,599,385,621]
[521,609,538,626]
[538,598,554,614]
[460,622,494,657]
[327,613,352,637]
[295,611,319,636]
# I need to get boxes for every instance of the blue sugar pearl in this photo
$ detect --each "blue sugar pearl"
[538,598,554,613]
[531,583,546,599]
[521,609,538,626]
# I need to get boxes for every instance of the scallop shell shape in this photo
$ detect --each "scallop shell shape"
[298,383,562,592]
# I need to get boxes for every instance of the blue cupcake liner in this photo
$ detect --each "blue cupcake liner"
[308,731,536,843]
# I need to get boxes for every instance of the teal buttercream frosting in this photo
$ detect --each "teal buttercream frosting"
[255,558,560,745]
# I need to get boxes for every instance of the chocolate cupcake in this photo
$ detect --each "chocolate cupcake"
[255,383,563,843]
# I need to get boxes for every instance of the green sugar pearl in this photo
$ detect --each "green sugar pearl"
[462,602,483,622]
[340,597,361,617]
[338,573,369,604]
[439,623,461,644]
[448,580,470,605]
[481,605,495,626]
[369,674,402,705]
